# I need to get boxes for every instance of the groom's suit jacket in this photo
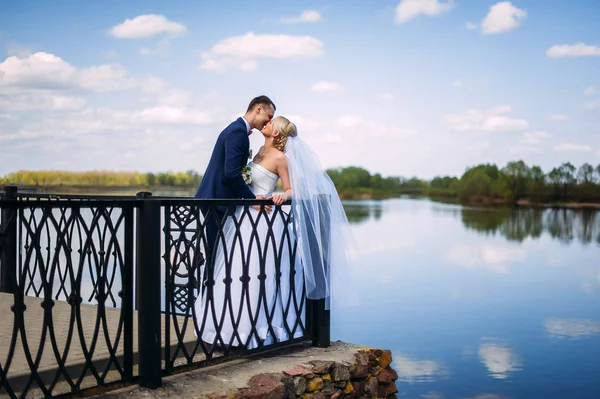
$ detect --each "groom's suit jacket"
[194,117,256,200]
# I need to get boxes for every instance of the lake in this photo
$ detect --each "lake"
[334,197,600,399]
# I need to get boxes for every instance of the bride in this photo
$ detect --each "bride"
[194,116,355,350]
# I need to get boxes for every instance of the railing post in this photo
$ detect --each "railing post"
[122,205,135,382]
[135,191,162,388]
[304,194,331,348]
[310,299,330,348]
[1,186,18,294]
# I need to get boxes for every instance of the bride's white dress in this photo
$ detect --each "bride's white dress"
[194,162,305,349]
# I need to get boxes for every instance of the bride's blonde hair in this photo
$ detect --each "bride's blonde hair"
[271,116,298,151]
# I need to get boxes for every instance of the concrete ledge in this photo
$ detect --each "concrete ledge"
[91,341,399,399]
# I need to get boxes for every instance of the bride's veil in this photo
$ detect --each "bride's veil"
[285,136,359,310]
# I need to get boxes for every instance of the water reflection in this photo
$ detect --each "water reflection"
[334,198,600,398]
[445,243,525,273]
[342,201,382,224]
[345,200,600,246]
[392,353,447,383]
[477,339,522,380]
[545,318,600,340]
[461,207,600,245]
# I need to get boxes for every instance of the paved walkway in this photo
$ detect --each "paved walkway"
[90,342,365,399]
[0,293,197,397]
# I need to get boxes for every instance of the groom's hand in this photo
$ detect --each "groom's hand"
[253,195,272,214]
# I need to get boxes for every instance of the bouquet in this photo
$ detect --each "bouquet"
[242,166,252,185]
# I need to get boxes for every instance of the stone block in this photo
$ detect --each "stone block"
[307,377,324,392]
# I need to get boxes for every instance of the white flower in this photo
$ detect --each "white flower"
[242,166,252,184]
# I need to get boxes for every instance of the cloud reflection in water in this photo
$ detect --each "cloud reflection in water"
[393,352,448,383]
[545,318,600,339]
[478,340,522,380]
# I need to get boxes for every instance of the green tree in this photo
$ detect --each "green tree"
[529,165,547,202]
[578,163,595,184]
[501,160,531,201]
[558,162,576,200]
[459,169,492,200]
[146,173,156,186]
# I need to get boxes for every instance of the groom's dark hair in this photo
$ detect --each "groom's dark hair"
[247,95,276,112]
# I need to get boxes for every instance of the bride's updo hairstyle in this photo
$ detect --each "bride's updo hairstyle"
[272,116,298,151]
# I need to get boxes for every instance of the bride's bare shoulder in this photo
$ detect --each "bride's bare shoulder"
[274,149,287,162]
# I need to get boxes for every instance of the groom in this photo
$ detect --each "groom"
[195,95,276,273]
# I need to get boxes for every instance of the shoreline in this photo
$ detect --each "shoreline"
[515,199,600,210]
[4,185,600,210]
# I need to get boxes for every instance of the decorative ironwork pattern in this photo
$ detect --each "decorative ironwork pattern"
[162,199,307,370]
[0,199,134,398]
[1,189,323,396]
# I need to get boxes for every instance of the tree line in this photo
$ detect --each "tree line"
[428,161,600,204]
[2,161,600,204]
[324,162,600,203]
[0,170,202,188]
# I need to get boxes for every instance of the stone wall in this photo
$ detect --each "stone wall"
[208,348,399,399]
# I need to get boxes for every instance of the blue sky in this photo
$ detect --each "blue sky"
[1,0,599,179]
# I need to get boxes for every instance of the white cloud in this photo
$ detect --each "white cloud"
[481,2,527,35]
[336,115,364,128]
[550,113,569,120]
[285,115,321,132]
[519,131,549,145]
[281,10,322,24]
[0,52,134,93]
[446,244,525,273]
[553,143,593,152]
[369,122,418,139]
[478,341,522,380]
[136,76,192,107]
[310,81,343,93]
[546,43,600,58]
[465,22,478,30]
[509,131,548,154]
[445,106,529,132]
[1,104,217,145]
[584,86,597,96]
[199,33,324,72]
[379,93,395,101]
[0,94,86,111]
[335,115,417,139]
[395,0,454,24]
[131,106,213,125]
[453,79,463,88]
[545,318,600,339]
[508,146,541,155]
[584,101,600,110]
[108,14,186,39]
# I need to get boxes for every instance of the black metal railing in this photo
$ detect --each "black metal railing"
[0,186,330,398]
[0,187,135,398]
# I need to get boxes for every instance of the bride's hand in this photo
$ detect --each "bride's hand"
[253,195,272,213]
[269,194,287,206]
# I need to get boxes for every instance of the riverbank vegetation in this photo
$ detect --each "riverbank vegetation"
[2,161,600,205]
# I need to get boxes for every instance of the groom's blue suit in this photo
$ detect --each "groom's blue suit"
[195,117,256,201]
[195,117,256,273]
